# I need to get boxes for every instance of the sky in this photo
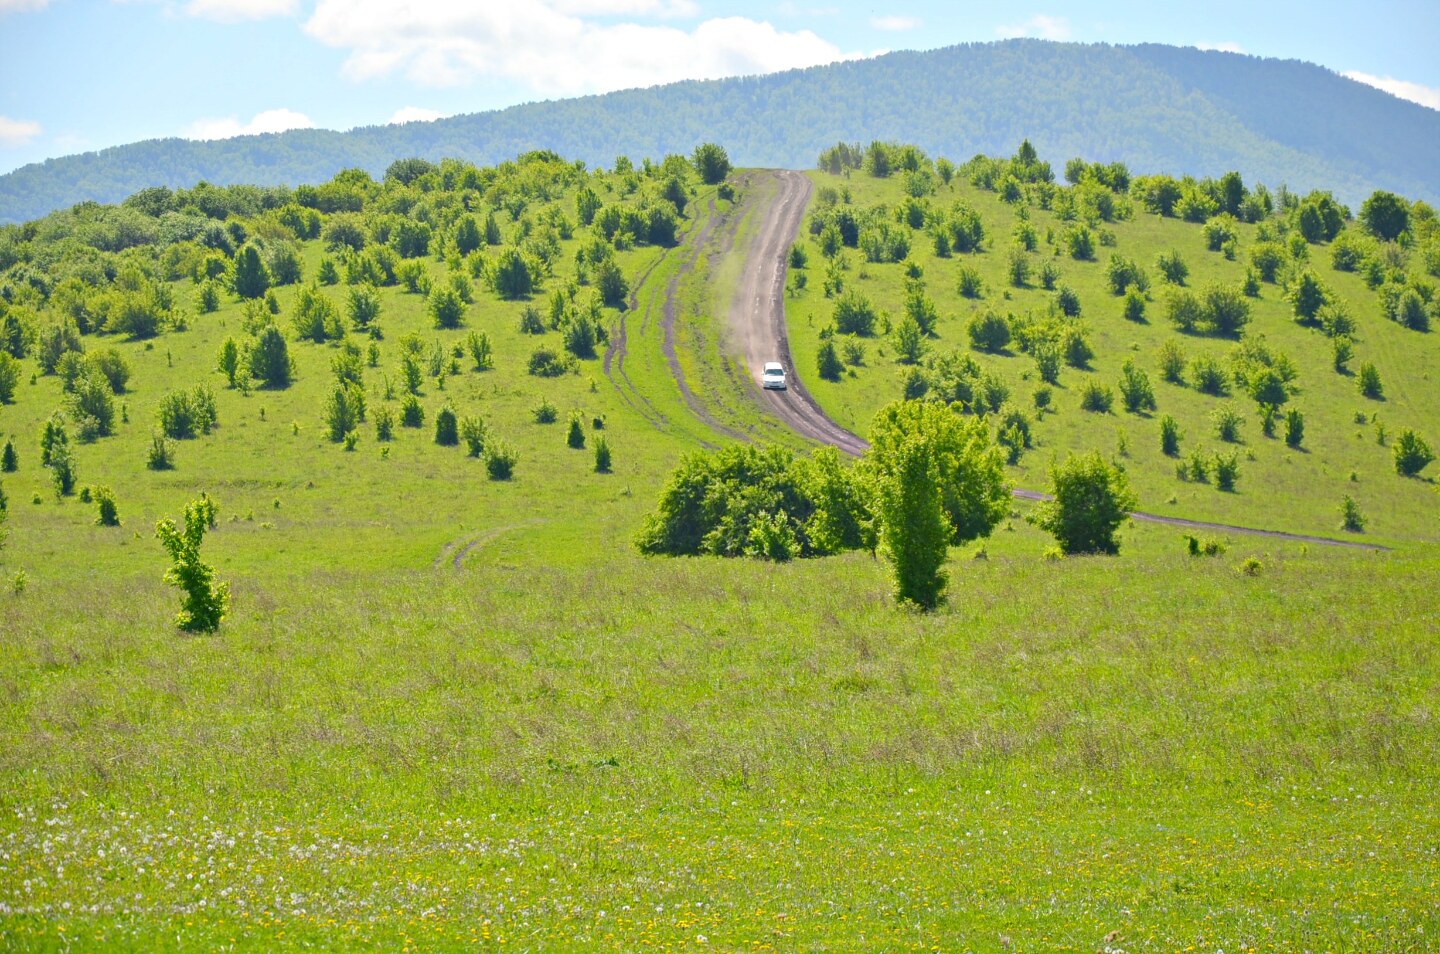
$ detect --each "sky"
[1,0,1437,175]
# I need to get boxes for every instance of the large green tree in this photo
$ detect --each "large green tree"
[878,436,950,609]
[1360,190,1409,242]
[692,143,731,185]
[231,244,270,300]
[1029,451,1137,555]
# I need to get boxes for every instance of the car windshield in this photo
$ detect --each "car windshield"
[765,367,782,375]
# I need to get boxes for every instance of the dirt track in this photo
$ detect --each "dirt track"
[725,171,1390,552]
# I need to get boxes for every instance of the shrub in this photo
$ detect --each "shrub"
[1064,225,1094,261]
[158,386,219,439]
[1,439,16,472]
[429,286,465,329]
[1032,341,1061,385]
[94,485,120,526]
[155,495,229,632]
[1332,336,1354,373]
[832,291,877,336]
[967,310,1011,353]
[1284,409,1305,448]
[817,339,844,380]
[1056,286,1081,317]
[877,436,950,607]
[1165,288,1203,333]
[147,433,175,470]
[1393,430,1434,476]
[957,266,984,298]
[1157,340,1186,384]
[1006,248,1031,287]
[373,405,395,441]
[519,306,546,335]
[1213,451,1240,491]
[1122,286,1146,323]
[594,436,612,473]
[1213,405,1244,442]
[68,374,117,439]
[1061,324,1094,368]
[1118,359,1156,413]
[1038,261,1059,291]
[1028,451,1137,554]
[1160,415,1182,456]
[1358,362,1383,399]
[323,384,365,441]
[1155,249,1188,285]
[1105,254,1147,295]
[400,395,424,427]
[0,352,20,404]
[248,326,292,388]
[1191,354,1229,396]
[457,416,486,457]
[434,406,459,446]
[292,283,343,342]
[1032,385,1052,412]
[528,348,571,377]
[347,284,382,330]
[49,444,77,497]
[484,442,517,480]
[1339,495,1365,532]
[1079,380,1113,413]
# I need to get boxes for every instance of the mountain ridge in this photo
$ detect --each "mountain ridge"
[2,39,1437,223]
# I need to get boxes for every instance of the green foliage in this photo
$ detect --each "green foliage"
[1118,359,1156,413]
[490,248,536,300]
[528,348,572,377]
[434,406,459,446]
[1105,254,1148,295]
[566,413,586,449]
[1064,225,1094,261]
[1360,191,1409,242]
[0,351,21,403]
[429,285,465,329]
[1331,336,1354,373]
[1339,494,1366,532]
[155,495,229,633]
[293,283,344,343]
[1155,249,1188,285]
[1284,408,1305,448]
[94,485,120,527]
[692,143,732,185]
[1392,429,1433,476]
[816,338,843,381]
[863,400,1009,545]
[373,404,394,442]
[832,290,877,336]
[1122,286,1146,323]
[158,386,218,439]
[532,398,558,424]
[1,439,15,472]
[1028,451,1137,554]
[1160,415,1182,456]
[1213,451,1240,491]
[1079,380,1114,413]
[48,442,77,497]
[484,441,517,480]
[217,337,241,387]
[967,310,1011,353]
[957,265,984,299]
[1213,404,1245,443]
[1358,362,1384,399]
[231,244,270,299]
[248,325,292,387]
[1289,270,1327,324]
[1055,285,1081,317]
[322,384,365,442]
[347,284,382,330]
[878,436,949,608]
[400,395,424,428]
[146,433,174,471]
[1006,247,1031,288]
[67,372,117,439]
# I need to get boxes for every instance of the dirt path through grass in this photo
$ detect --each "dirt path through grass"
[727,171,1388,550]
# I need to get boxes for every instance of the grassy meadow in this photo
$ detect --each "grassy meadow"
[1,149,1438,950]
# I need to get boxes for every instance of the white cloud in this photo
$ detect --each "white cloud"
[0,116,43,147]
[0,0,51,13]
[870,15,917,32]
[1342,71,1440,111]
[1196,41,1245,54]
[183,108,315,140]
[389,106,446,124]
[552,0,696,16]
[184,0,297,21]
[303,2,856,93]
[996,14,1070,41]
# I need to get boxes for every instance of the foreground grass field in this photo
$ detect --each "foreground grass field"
[2,528,1438,951]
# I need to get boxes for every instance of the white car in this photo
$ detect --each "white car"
[762,362,787,390]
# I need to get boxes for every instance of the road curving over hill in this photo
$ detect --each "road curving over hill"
[726,170,1390,552]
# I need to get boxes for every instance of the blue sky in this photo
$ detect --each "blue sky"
[1,0,1437,175]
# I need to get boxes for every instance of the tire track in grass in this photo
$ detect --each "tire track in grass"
[727,171,1390,551]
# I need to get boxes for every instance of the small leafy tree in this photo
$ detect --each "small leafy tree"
[434,406,459,446]
[1393,429,1434,477]
[0,352,20,403]
[967,310,1011,353]
[249,326,292,387]
[1029,451,1137,554]
[1118,359,1156,413]
[1079,380,1113,413]
[1160,415,1182,456]
[1,439,16,472]
[1358,362,1383,399]
[348,284,382,330]
[692,143,732,185]
[1339,495,1365,532]
[465,331,493,371]
[156,495,229,633]
[566,413,586,449]
[1122,286,1146,323]
[94,485,119,526]
[401,395,425,428]
[1155,249,1188,285]
[817,339,844,380]
[485,442,517,480]
[217,337,241,387]
[1157,340,1186,384]
[49,443,77,497]
[323,384,365,441]
[1284,408,1305,448]
[594,436,612,473]
[1213,405,1244,442]
[147,433,175,470]
[1331,336,1354,373]
[832,291,877,336]
[232,245,270,299]
[1213,451,1240,491]
[429,285,465,329]
[460,416,486,457]
[878,436,950,608]
[373,405,395,442]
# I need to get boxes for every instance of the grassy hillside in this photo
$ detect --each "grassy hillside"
[5,39,1440,223]
[1,148,1438,950]
[785,146,1439,547]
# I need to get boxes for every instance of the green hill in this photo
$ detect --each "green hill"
[1,146,1437,950]
[3,39,1438,224]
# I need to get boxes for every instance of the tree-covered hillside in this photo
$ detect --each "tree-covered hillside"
[3,39,1437,224]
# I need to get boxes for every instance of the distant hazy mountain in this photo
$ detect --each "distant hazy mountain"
[3,39,1436,223]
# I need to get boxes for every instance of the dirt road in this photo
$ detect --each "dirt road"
[725,171,1389,551]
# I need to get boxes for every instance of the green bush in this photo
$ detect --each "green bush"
[528,348,572,377]
[158,386,219,439]
[460,416,486,457]
[566,413,586,449]
[1160,415,1182,456]
[1339,495,1365,532]
[1079,380,1113,413]
[434,406,459,446]
[1118,359,1156,413]
[594,436,612,473]
[1,439,16,472]
[147,434,175,471]
[1284,409,1305,448]
[401,395,424,428]
[1393,430,1433,476]
[1028,451,1136,554]
[967,310,1011,353]
[94,485,120,527]
[533,399,558,424]
[1213,451,1240,492]
[1358,362,1383,399]
[155,494,228,633]
[1213,405,1244,442]
[373,405,395,442]
[484,442,518,480]
[832,290,877,336]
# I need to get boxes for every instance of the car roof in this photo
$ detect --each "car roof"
[763,362,784,372]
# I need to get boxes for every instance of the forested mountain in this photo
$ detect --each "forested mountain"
[3,39,1437,223]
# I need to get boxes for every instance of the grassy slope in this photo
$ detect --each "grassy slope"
[785,170,1440,547]
[1,159,1438,951]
